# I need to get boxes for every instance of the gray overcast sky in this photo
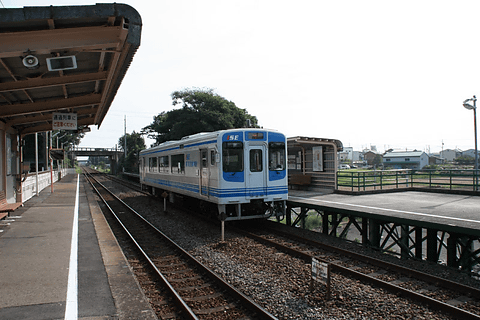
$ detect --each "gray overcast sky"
[3,0,480,153]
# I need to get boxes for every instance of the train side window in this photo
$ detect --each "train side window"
[210,150,216,166]
[269,142,286,171]
[222,141,243,172]
[148,157,152,172]
[250,149,263,172]
[159,155,169,173]
[171,154,185,174]
[151,157,157,172]
[201,150,208,168]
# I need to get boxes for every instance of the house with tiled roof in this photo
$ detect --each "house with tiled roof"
[363,151,378,166]
[382,151,429,170]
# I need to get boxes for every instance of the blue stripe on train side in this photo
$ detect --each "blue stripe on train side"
[144,177,287,199]
[185,139,217,148]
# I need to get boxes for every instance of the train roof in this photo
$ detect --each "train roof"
[141,131,218,155]
[140,128,283,155]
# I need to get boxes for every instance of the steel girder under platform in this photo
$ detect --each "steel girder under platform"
[285,201,480,274]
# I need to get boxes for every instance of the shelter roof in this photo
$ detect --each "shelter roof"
[287,136,343,151]
[0,3,141,135]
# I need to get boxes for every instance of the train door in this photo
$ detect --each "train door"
[248,145,267,197]
[140,157,144,180]
[200,149,209,197]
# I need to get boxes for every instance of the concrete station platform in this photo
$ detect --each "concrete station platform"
[289,190,480,236]
[0,173,156,320]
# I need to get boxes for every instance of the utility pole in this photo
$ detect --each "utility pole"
[124,115,127,172]
[462,96,478,191]
[35,133,39,196]
[441,140,444,163]
[124,115,127,158]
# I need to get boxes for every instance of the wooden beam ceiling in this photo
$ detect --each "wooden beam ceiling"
[0,3,141,135]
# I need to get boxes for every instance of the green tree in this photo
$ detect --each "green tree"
[118,131,145,173]
[56,130,85,169]
[372,154,383,166]
[456,155,474,165]
[22,130,85,170]
[142,87,258,146]
[55,130,85,150]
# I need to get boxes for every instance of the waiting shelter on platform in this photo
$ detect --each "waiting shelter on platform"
[287,136,343,192]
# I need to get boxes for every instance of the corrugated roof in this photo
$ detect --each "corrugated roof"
[383,151,425,158]
[288,136,343,151]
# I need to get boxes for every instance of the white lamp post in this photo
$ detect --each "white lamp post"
[463,96,478,191]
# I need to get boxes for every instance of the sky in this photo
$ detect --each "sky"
[2,0,480,154]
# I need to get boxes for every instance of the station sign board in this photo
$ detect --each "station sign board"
[52,113,77,130]
[312,146,323,171]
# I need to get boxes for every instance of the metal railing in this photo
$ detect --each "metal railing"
[337,169,479,192]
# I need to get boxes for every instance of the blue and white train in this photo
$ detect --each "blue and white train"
[139,128,288,221]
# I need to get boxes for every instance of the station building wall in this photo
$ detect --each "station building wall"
[0,124,4,202]
[1,123,21,204]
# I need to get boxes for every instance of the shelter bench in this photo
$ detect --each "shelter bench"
[289,174,312,188]
[0,191,22,219]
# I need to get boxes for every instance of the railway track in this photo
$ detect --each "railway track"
[83,169,277,320]
[85,168,480,318]
[240,224,480,319]
[86,168,145,193]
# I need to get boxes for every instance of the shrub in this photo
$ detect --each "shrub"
[305,214,322,230]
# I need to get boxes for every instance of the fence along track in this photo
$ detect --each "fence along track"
[337,169,480,192]
[238,226,480,320]
[83,170,277,320]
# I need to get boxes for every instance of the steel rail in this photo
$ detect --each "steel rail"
[84,170,277,320]
[83,167,146,194]
[239,228,480,320]
[103,173,145,194]
[265,224,480,300]
[84,171,199,320]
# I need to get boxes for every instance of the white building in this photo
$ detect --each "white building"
[383,151,429,170]
[343,147,353,160]
[440,149,461,162]
[462,149,479,159]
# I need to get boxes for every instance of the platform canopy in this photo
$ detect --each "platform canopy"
[0,3,142,135]
[288,136,344,151]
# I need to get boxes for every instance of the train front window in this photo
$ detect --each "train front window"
[222,141,243,172]
[250,149,263,172]
[269,142,286,171]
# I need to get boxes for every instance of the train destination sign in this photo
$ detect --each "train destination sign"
[52,113,77,130]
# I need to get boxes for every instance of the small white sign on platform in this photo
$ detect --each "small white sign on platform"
[311,257,331,299]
